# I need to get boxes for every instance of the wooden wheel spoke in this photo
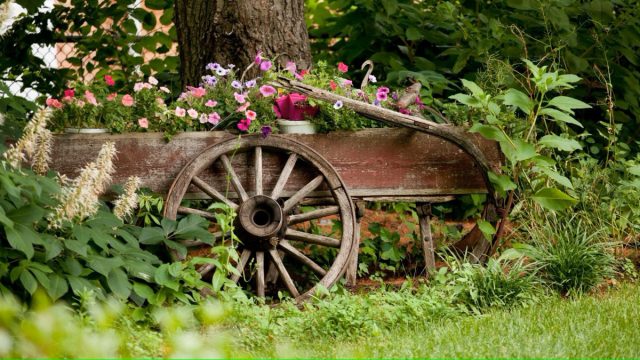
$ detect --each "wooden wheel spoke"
[279,240,327,277]
[256,251,265,297]
[177,206,216,220]
[268,249,300,298]
[181,231,225,247]
[255,147,263,196]
[288,206,340,225]
[191,175,239,210]
[220,154,249,202]
[230,249,252,283]
[282,175,324,213]
[285,228,341,248]
[271,153,298,199]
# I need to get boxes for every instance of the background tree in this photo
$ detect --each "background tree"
[174,0,312,87]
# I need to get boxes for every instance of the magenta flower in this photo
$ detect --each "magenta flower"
[121,94,134,107]
[245,110,257,120]
[260,60,272,71]
[259,85,276,97]
[261,125,272,139]
[175,106,186,117]
[337,62,348,73]
[254,51,263,64]
[205,99,218,107]
[208,112,221,125]
[187,109,198,119]
[237,118,251,131]
[234,92,247,104]
[104,75,115,86]
[376,92,388,102]
[273,93,318,120]
[377,86,390,94]
[63,89,75,101]
[138,118,149,128]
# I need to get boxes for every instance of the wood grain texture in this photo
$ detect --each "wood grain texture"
[49,129,501,200]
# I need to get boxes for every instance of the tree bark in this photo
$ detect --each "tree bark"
[174,0,312,87]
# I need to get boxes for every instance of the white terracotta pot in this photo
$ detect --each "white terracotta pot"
[277,119,316,134]
[64,128,110,134]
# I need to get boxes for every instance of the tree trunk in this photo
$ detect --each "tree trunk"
[174,0,312,87]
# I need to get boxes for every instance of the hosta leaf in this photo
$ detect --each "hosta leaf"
[532,187,578,211]
[139,227,165,245]
[107,268,132,299]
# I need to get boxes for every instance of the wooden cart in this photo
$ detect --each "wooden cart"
[50,124,502,301]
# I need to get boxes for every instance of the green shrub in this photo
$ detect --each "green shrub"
[517,215,616,295]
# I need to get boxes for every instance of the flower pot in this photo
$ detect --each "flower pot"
[64,128,110,134]
[277,119,316,134]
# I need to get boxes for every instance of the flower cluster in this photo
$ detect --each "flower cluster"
[46,75,168,133]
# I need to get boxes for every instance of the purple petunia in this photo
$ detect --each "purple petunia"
[261,125,272,139]
[203,75,217,86]
[206,63,221,71]
[231,80,243,89]
[260,60,272,72]
[245,79,257,88]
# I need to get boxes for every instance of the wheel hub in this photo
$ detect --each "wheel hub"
[235,195,284,250]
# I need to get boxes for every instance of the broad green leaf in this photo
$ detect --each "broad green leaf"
[539,135,582,152]
[547,96,591,113]
[47,273,69,301]
[488,172,517,194]
[107,268,132,299]
[174,214,211,239]
[211,270,226,292]
[66,239,89,257]
[449,93,481,107]
[406,27,423,41]
[532,187,578,211]
[502,89,533,114]
[154,265,180,291]
[139,227,166,245]
[628,165,640,176]
[477,220,496,240]
[522,59,541,79]
[68,276,98,296]
[460,79,484,97]
[5,225,36,259]
[537,167,574,189]
[469,124,508,142]
[539,108,583,127]
[0,206,13,228]
[133,282,155,301]
[7,205,44,226]
[20,270,37,295]
[381,0,398,15]
[501,139,537,163]
[88,256,125,277]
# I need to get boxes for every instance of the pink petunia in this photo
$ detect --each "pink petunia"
[85,90,98,106]
[121,94,134,107]
[255,51,263,64]
[187,108,198,119]
[234,92,247,104]
[175,106,186,117]
[236,102,251,112]
[237,118,251,131]
[259,85,276,97]
[259,60,272,71]
[205,99,218,107]
[337,62,348,73]
[64,89,75,98]
[138,118,149,128]
[189,86,206,98]
[134,82,145,92]
[148,76,158,85]
[377,86,390,94]
[45,98,63,109]
[159,86,170,93]
[376,92,388,102]
[341,79,353,88]
[245,110,257,120]
[104,75,115,86]
[106,93,117,101]
[285,61,297,74]
[199,114,208,124]
[208,112,221,125]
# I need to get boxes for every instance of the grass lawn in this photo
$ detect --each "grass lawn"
[231,283,640,358]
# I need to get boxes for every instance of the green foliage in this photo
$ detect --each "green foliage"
[515,214,617,294]
[307,0,640,152]
[451,60,587,211]
[0,161,223,304]
[0,0,178,102]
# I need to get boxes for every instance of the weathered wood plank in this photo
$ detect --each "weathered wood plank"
[49,128,501,199]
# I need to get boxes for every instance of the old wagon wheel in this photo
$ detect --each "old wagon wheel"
[164,134,355,301]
